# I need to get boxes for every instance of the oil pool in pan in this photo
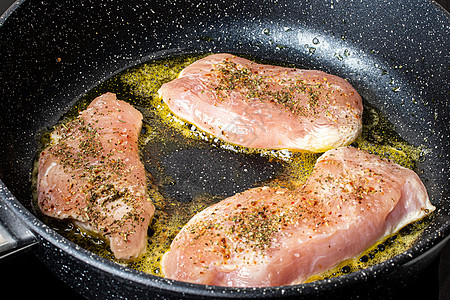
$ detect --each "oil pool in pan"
[32,54,432,282]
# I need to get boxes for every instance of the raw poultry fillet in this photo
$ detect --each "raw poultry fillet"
[158,53,363,152]
[162,147,435,287]
[37,92,155,260]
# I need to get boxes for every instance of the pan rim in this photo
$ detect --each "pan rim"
[0,0,449,297]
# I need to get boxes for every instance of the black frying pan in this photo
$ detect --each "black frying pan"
[0,0,449,299]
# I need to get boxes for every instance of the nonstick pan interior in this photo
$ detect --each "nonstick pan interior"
[0,0,448,298]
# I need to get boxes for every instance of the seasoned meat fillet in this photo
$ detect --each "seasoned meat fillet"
[158,53,363,152]
[162,147,434,287]
[37,92,155,260]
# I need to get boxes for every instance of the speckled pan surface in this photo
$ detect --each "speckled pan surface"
[0,0,449,298]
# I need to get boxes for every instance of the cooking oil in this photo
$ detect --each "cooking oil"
[33,53,432,281]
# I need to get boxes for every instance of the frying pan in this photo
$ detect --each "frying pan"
[0,0,449,298]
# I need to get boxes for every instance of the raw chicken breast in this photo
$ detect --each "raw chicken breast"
[158,53,363,152]
[37,92,155,260]
[162,147,434,287]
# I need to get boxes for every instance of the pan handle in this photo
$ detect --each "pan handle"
[0,183,38,260]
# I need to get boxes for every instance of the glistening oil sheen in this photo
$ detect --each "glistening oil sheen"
[33,53,432,282]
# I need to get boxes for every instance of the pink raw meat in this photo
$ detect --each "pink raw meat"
[162,146,434,286]
[158,53,363,152]
[37,92,155,260]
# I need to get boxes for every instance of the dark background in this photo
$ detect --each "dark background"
[0,0,448,299]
